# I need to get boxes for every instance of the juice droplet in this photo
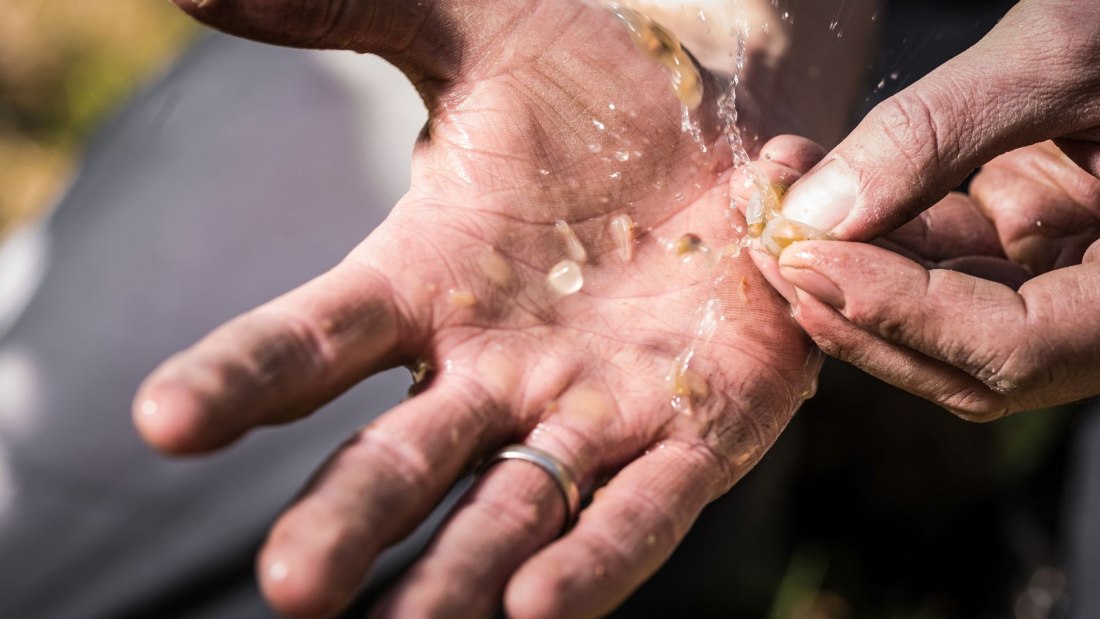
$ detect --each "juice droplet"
[555,219,589,263]
[610,214,635,262]
[800,376,819,401]
[478,247,516,288]
[448,289,478,308]
[667,352,710,415]
[610,5,704,109]
[760,216,828,256]
[547,260,584,295]
[673,233,706,262]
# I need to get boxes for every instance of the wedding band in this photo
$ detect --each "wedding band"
[480,444,581,535]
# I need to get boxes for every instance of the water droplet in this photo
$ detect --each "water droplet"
[592,119,606,131]
[614,149,631,162]
[609,171,622,180]
[696,299,721,340]
[722,243,742,260]
[666,352,710,414]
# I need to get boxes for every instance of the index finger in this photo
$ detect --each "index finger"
[134,255,422,454]
[779,239,1100,411]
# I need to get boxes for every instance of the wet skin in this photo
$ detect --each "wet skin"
[135,2,828,618]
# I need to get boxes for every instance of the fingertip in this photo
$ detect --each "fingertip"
[758,135,828,173]
[132,369,215,455]
[258,552,348,619]
[505,560,570,619]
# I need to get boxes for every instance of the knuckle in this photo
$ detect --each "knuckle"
[354,424,433,490]
[663,440,733,498]
[867,93,947,184]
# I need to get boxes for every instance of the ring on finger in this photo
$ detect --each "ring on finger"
[479,444,581,536]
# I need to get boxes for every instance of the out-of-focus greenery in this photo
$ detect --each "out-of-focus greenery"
[0,0,195,235]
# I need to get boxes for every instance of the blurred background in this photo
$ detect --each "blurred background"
[0,0,194,235]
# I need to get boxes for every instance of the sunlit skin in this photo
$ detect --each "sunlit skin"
[131,1,842,618]
[763,141,1100,419]
[758,0,1100,419]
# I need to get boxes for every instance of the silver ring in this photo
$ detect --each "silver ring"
[480,444,581,535]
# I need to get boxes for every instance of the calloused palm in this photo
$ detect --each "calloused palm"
[135,1,819,618]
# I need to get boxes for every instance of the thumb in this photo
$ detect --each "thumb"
[777,0,1100,241]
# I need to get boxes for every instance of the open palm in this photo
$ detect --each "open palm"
[136,1,818,618]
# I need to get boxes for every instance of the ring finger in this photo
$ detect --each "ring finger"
[371,382,659,618]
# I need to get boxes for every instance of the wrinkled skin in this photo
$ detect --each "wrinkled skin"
[752,0,1100,421]
[764,141,1100,419]
[134,2,822,618]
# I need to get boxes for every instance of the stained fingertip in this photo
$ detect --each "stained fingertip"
[791,291,1010,421]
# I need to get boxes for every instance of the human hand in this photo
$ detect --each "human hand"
[776,0,1100,241]
[134,2,822,618]
[767,141,1100,419]
[742,0,1100,418]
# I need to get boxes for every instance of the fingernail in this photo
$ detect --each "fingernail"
[781,158,857,233]
[778,266,845,309]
